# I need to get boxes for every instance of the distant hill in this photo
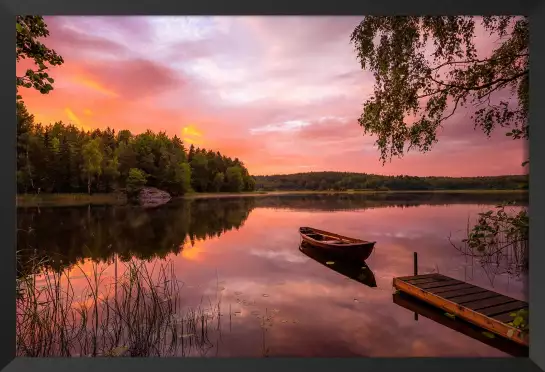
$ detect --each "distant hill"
[253,172,528,192]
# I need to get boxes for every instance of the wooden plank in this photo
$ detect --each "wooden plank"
[417,279,463,290]
[462,296,517,310]
[450,291,503,304]
[492,311,523,323]
[406,277,442,285]
[396,273,439,281]
[427,283,475,294]
[441,287,489,299]
[479,301,528,317]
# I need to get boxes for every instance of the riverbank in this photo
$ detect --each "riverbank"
[17,189,528,207]
[17,193,127,207]
[185,189,528,198]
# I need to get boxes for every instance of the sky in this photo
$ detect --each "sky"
[16,16,527,177]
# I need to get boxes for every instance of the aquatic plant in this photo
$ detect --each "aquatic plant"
[16,254,219,357]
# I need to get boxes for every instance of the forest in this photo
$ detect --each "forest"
[16,101,256,196]
[254,172,528,192]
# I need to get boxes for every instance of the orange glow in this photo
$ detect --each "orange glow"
[72,75,119,98]
[180,241,206,261]
[84,108,93,116]
[182,125,204,145]
[64,108,90,131]
[182,125,202,137]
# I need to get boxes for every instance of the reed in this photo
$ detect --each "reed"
[16,251,219,357]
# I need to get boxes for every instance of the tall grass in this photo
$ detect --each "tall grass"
[16,253,219,357]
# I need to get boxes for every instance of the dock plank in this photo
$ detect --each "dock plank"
[427,283,474,294]
[450,291,502,304]
[406,277,442,285]
[462,296,518,310]
[395,273,439,281]
[441,287,489,299]
[492,311,523,323]
[417,279,463,290]
[479,301,528,317]
[393,274,529,347]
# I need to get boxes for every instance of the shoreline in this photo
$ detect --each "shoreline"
[16,189,528,207]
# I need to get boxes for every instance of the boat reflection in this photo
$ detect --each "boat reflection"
[299,241,377,288]
[392,292,528,357]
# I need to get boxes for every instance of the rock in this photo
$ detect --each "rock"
[137,187,172,208]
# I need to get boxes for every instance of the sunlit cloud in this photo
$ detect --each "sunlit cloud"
[64,108,82,126]
[182,125,204,145]
[183,125,202,137]
[250,120,311,134]
[72,75,119,97]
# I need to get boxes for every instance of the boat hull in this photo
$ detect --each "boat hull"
[299,227,375,262]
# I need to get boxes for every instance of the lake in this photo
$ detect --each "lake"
[16,192,528,357]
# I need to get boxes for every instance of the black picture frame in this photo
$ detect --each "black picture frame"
[3,1,543,371]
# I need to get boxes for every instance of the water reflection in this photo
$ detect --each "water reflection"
[16,193,528,357]
[299,242,377,288]
[17,197,256,273]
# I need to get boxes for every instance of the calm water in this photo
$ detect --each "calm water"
[17,193,528,357]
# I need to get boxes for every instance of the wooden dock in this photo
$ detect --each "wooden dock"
[393,292,528,357]
[393,273,528,346]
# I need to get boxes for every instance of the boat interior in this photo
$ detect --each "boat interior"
[307,234,349,244]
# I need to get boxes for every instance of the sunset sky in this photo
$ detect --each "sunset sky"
[17,16,526,177]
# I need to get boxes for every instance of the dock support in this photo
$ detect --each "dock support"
[413,252,418,321]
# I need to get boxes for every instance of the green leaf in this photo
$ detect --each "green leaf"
[325,261,335,265]
[16,23,23,33]
[482,331,496,339]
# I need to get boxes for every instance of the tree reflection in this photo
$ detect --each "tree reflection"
[17,198,256,274]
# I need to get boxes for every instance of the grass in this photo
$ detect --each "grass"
[16,251,220,357]
[17,193,127,207]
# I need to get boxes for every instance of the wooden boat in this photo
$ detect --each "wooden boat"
[299,227,376,261]
[299,242,377,287]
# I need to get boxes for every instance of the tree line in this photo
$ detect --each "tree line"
[17,101,256,196]
[254,172,528,192]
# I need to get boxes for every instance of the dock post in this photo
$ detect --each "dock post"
[413,252,419,321]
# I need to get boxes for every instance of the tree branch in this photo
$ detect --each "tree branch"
[429,54,528,72]
[428,69,527,93]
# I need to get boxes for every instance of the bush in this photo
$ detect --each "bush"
[126,168,148,199]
